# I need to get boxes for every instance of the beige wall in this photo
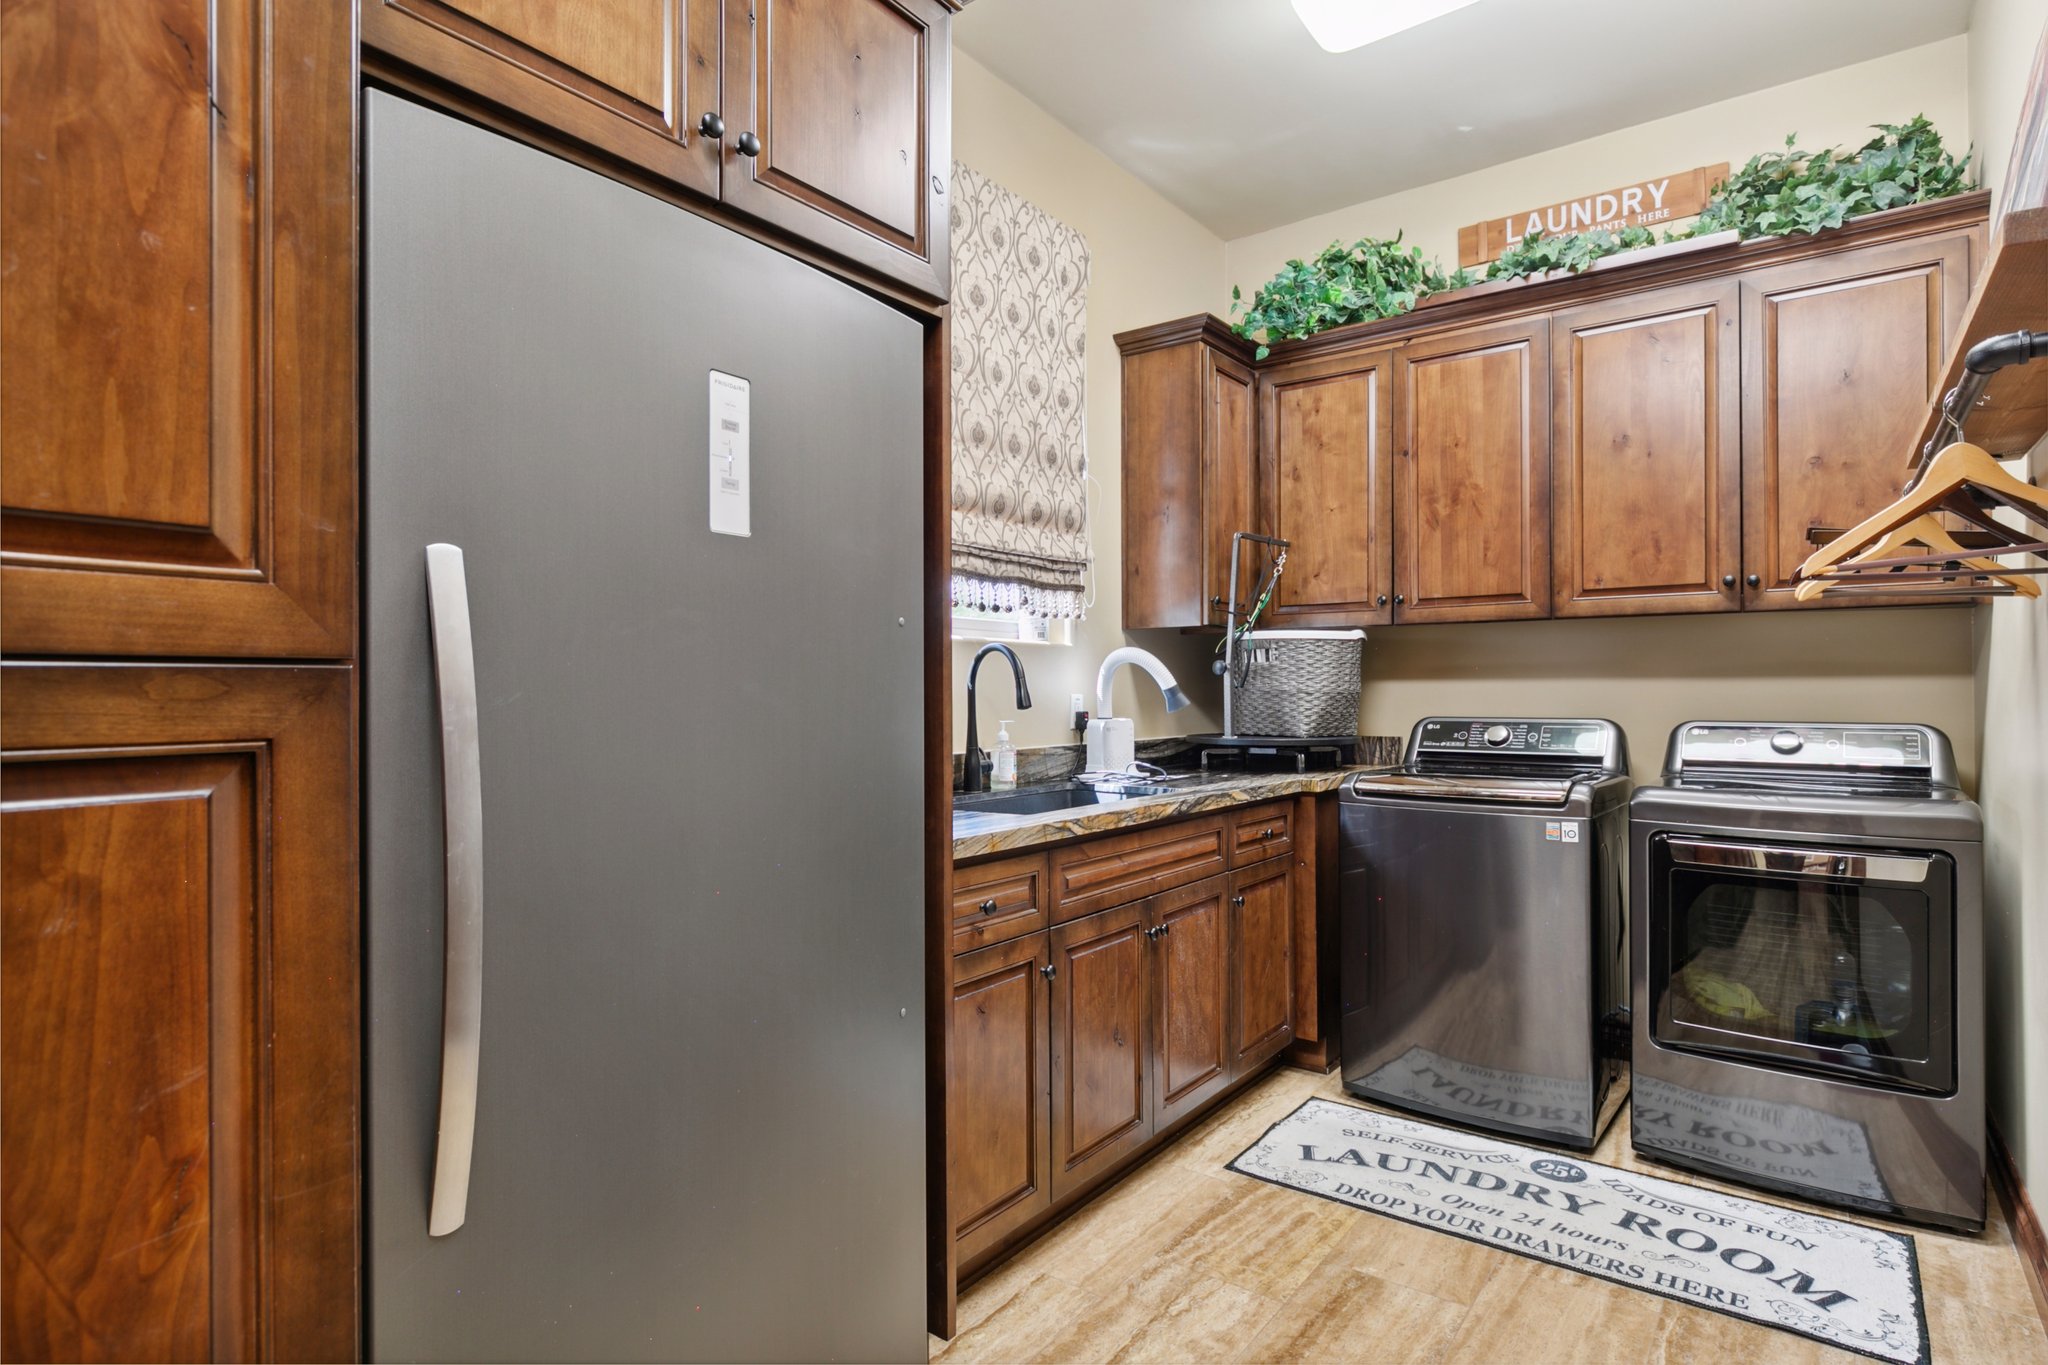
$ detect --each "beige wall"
[1223,35,1972,301]
[1967,0,2048,1192]
[1358,609,1978,788]
[949,50,1227,751]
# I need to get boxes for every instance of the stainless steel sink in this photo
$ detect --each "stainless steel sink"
[953,780,1178,816]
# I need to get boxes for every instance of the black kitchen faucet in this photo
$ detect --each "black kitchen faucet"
[961,643,1033,793]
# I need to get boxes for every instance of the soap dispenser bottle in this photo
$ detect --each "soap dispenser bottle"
[991,721,1018,791]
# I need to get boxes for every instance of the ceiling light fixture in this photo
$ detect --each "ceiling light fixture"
[1289,0,1486,53]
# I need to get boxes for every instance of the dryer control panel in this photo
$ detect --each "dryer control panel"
[1664,721,1958,789]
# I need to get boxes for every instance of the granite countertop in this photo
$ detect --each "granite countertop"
[951,767,1377,861]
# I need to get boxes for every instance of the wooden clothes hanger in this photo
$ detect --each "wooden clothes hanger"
[1795,442,2048,596]
[1794,512,2042,600]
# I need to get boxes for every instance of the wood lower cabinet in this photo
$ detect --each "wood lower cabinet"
[1741,229,1976,608]
[1115,318,1261,628]
[1396,317,1552,624]
[0,664,359,1361]
[948,803,1330,1290]
[1228,860,1295,1071]
[1551,280,1743,616]
[1,0,356,657]
[1048,902,1153,1201]
[1259,348,1397,627]
[949,933,1052,1265]
[1147,877,1232,1129]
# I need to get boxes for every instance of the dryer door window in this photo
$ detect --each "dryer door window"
[1646,835,1955,1094]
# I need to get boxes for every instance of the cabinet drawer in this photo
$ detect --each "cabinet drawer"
[953,852,1050,954]
[1050,816,1228,924]
[1228,802,1295,866]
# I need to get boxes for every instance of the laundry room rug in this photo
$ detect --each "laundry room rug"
[1229,1097,1928,1365]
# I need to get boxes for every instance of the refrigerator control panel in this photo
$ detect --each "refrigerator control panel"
[709,369,751,537]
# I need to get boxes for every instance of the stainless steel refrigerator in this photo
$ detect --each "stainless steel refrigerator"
[364,92,927,1362]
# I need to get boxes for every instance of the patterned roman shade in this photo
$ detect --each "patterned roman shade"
[949,162,1091,618]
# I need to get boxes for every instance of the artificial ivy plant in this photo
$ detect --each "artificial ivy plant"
[1486,225,1657,282]
[1685,115,1972,239]
[1229,116,1974,344]
[1229,234,1471,360]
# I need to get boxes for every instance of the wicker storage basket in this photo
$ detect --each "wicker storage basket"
[1231,630,1365,737]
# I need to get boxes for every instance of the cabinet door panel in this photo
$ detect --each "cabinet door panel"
[1149,877,1231,1130]
[1229,861,1295,1074]
[1203,352,1258,627]
[950,934,1051,1265]
[1396,320,1551,623]
[721,0,951,299]
[362,0,722,201]
[1,0,355,656]
[0,664,357,1361]
[1553,282,1742,616]
[1259,350,1396,626]
[1049,904,1151,1201]
[1741,232,1973,609]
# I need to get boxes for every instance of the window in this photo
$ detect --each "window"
[950,606,1075,646]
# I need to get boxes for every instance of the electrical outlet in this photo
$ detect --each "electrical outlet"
[1070,693,1086,716]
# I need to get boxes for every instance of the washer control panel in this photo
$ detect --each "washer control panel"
[1411,718,1618,764]
[1670,722,1943,774]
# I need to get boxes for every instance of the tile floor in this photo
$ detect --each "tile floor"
[931,1065,2048,1364]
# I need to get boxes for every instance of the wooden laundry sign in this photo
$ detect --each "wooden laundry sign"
[1456,163,1729,267]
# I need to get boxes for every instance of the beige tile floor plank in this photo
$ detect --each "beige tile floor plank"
[1021,1149,1237,1286]
[937,1063,2048,1363]
[1132,1178,1358,1303]
[932,1270,1104,1363]
[1438,1257,1672,1364]
[1241,1256,1469,1364]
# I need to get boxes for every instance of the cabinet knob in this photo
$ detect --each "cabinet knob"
[697,111,725,139]
[1721,573,1736,589]
[1144,925,1161,940]
[1746,573,1762,589]
[1159,921,1171,937]
[735,130,762,158]
[1260,827,1276,839]
[1040,963,1056,980]
[1232,894,1246,908]
[1376,594,1387,607]
[1210,595,1224,608]
[1393,593,1405,606]
[978,898,998,915]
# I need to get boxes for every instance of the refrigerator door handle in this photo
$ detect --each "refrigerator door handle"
[426,542,484,1237]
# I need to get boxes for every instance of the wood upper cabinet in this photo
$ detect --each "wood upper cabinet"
[1146,876,1232,1131]
[1204,353,1259,627]
[1,0,356,657]
[1259,348,1397,626]
[1396,317,1551,623]
[1551,281,1743,616]
[0,664,359,1361]
[1741,230,1976,608]
[364,0,953,299]
[1117,320,1260,628]
[362,0,723,201]
[1228,859,1295,1073]
[949,932,1051,1266]
[1047,903,1152,1201]
[721,0,953,298]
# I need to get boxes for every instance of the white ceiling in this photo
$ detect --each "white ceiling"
[954,0,1975,240]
